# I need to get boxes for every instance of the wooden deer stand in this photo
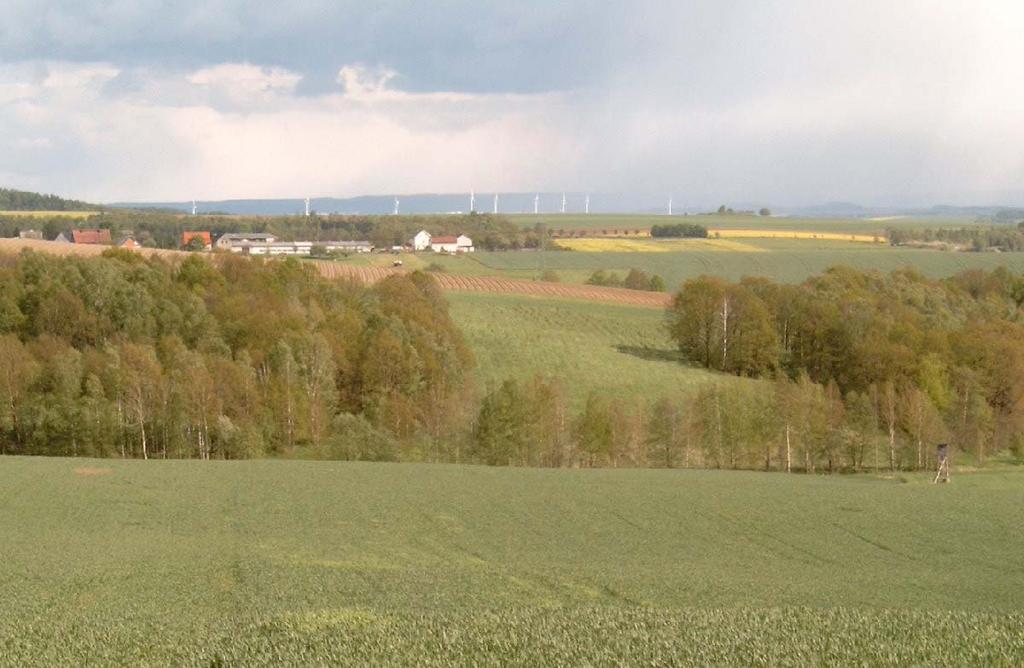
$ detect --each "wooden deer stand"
[933,443,951,484]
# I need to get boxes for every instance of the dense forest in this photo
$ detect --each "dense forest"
[2,249,1023,472]
[0,188,99,212]
[0,210,545,251]
[664,266,1024,469]
[0,251,474,460]
[888,224,1024,251]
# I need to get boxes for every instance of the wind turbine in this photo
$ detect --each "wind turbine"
[668,197,673,216]
[534,194,539,215]
[469,190,475,213]
[304,197,310,217]
[493,193,499,214]
[561,192,566,214]
[585,194,590,214]
[191,200,197,216]
[393,197,400,215]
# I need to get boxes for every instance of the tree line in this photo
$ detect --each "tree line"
[586,268,666,292]
[0,188,99,212]
[650,223,708,238]
[666,266,1024,466]
[468,374,948,472]
[888,224,1024,252]
[0,211,545,252]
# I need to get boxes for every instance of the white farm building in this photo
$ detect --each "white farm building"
[412,230,474,253]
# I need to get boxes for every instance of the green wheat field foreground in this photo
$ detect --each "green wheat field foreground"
[3,458,1024,665]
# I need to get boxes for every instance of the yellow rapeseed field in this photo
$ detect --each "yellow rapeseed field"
[555,238,765,253]
[708,229,885,243]
[0,210,96,219]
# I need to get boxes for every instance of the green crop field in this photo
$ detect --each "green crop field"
[446,292,725,406]
[3,456,1023,665]
[472,243,1024,289]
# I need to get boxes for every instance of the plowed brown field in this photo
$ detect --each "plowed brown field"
[0,238,671,308]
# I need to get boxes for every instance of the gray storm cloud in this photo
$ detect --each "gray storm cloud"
[1,0,1023,205]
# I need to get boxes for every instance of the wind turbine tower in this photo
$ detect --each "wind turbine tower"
[469,190,475,213]
[534,194,539,215]
[304,197,310,217]
[191,200,197,216]
[561,192,567,214]
[393,197,400,215]
[585,194,590,214]
[668,197,673,216]
[493,193,499,214]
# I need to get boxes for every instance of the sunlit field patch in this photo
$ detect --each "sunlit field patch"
[0,210,96,218]
[709,229,885,243]
[555,238,764,252]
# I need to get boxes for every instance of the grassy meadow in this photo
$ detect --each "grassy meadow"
[446,292,724,406]
[2,456,1023,665]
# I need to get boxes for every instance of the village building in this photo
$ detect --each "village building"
[182,231,213,250]
[72,229,112,245]
[327,240,374,253]
[115,235,140,249]
[215,232,277,251]
[18,229,42,240]
[220,239,374,256]
[53,232,70,243]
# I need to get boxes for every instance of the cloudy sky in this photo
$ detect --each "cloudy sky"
[2,0,1024,206]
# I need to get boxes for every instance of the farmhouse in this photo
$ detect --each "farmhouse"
[72,229,112,245]
[18,229,42,240]
[413,230,432,251]
[53,232,70,243]
[413,230,475,253]
[182,231,212,250]
[115,235,140,249]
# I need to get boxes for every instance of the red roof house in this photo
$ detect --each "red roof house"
[71,229,112,245]
[182,231,212,249]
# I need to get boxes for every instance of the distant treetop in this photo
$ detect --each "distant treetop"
[0,187,99,211]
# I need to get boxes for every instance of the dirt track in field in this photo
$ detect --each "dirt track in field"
[0,238,671,309]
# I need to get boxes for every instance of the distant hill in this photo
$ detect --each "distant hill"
[0,187,99,211]
[112,193,756,217]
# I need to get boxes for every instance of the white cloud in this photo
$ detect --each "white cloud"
[0,60,574,201]
[188,63,301,103]
[3,1,1024,205]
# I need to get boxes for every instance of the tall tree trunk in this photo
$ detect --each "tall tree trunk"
[721,297,730,368]
[137,406,148,460]
[785,423,792,473]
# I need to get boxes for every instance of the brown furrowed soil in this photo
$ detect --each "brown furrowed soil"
[0,239,670,308]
